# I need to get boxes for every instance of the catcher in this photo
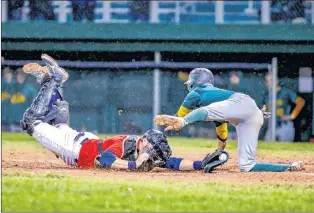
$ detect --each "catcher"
[20,54,229,172]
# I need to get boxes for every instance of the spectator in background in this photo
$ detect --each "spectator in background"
[71,0,96,22]
[8,0,25,21]
[288,0,305,23]
[264,73,305,142]
[29,0,55,21]
[2,67,15,131]
[10,68,37,132]
[271,0,305,23]
[228,71,248,94]
[130,1,150,23]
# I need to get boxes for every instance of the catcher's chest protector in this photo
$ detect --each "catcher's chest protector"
[77,135,139,168]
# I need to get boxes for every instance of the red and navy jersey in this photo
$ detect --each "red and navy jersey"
[77,135,140,168]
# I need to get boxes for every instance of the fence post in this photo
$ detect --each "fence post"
[215,1,224,24]
[53,1,71,23]
[153,52,161,129]
[94,1,110,23]
[174,1,180,24]
[104,1,111,22]
[312,0,314,24]
[270,57,278,142]
[261,1,271,24]
[2,0,8,22]
[150,1,159,23]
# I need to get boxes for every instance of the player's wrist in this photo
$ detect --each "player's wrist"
[135,153,150,168]
[128,161,136,170]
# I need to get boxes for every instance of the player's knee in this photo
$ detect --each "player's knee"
[238,159,255,172]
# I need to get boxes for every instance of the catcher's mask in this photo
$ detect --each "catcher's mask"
[142,130,172,166]
[185,68,214,92]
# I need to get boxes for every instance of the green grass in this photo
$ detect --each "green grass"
[2,173,314,212]
[2,133,314,212]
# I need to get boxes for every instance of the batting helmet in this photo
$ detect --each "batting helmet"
[142,130,172,164]
[185,68,214,92]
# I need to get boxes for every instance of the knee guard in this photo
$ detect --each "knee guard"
[52,100,69,126]
[47,88,63,116]
[21,78,59,135]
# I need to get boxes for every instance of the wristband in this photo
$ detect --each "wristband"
[128,161,136,170]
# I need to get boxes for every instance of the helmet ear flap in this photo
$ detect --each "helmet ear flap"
[185,79,194,92]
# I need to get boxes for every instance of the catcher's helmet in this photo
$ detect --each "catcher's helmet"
[142,130,172,163]
[185,68,214,92]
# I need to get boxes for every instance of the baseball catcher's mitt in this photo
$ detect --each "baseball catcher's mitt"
[202,149,230,173]
[136,159,155,172]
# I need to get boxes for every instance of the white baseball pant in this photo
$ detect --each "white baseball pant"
[203,93,264,171]
[32,121,99,165]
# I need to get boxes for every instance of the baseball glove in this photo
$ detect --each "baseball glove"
[136,159,155,172]
[202,149,230,173]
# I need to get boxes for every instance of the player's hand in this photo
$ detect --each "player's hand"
[136,159,155,172]
[136,153,150,166]
[261,105,271,119]
[281,115,294,121]
[164,126,175,131]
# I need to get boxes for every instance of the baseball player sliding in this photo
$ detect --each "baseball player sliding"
[154,68,304,172]
[20,54,229,172]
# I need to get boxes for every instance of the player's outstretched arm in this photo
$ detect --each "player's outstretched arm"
[164,157,203,171]
[95,150,150,171]
[164,150,229,172]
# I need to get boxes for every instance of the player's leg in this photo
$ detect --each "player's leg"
[155,93,260,131]
[23,55,98,141]
[20,76,60,135]
[20,73,79,164]
[236,112,265,171]
[21,54,68,134]
[154,102,227,131]
[238,113,303,172]
[20,54,85,164]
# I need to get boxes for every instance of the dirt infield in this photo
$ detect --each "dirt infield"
[3,144,314,184]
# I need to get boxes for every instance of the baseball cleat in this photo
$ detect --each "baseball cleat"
[288,161,304,171]
[41,54,69,83]
[23,63,49,75]
[41,53,59,68]
[154,115,186,131]
[23,63,50,84]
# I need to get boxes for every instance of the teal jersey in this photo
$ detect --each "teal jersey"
[1,79,15,124]
[182,84,235,109]
[276,87,297,117]
[10,83,37,123]
[265,86,297,126]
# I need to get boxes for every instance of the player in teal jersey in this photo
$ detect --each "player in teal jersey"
[155,68,304,173]
[264,73,305,142]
